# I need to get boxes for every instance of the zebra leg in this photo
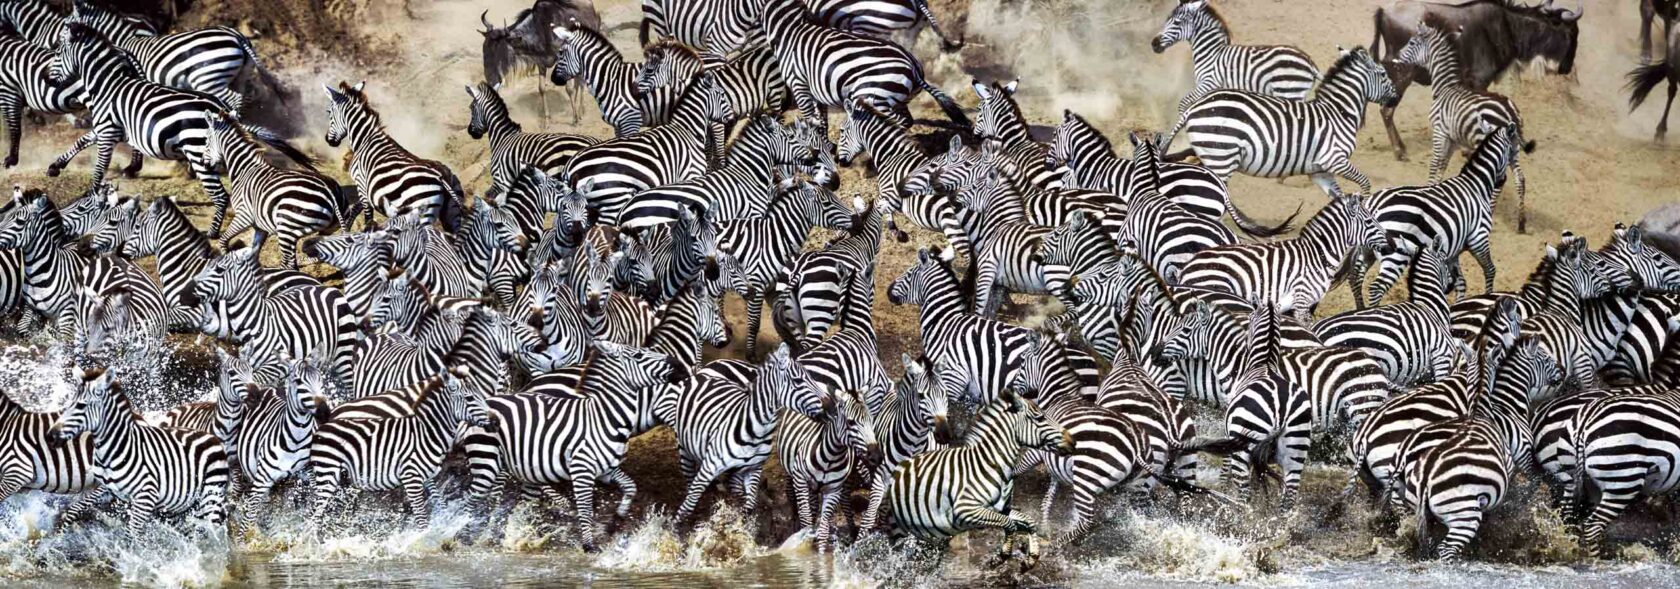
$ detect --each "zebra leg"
[0,96,20,168]
[1064,482,1098,542]
[1222,447,1254,503]
[401,477,432,530]
[1276,438,1308,511]
[1465,239,1496,297]
[675,462,724,522]
[1434,506,1485,561]
[1510,160,1528,234]
[1039,475,1058,527]
[190,158,233,240]
[744,286,765,361]
[972,257,1001,317]
[120,148,143,178]
[46,129,98,177]
[1580,488,1638,558]
[952,495,1032,534]
[124,489,160,539]
[814,487,842,553]
[242,486,272,532]
[1427,133,1451,184]
[859,467,890,532]
[735,466,766,513]
[91,125,128,182]
[0,469,26,504]
[1321,157,1373,196]
[601,467,638,519]
[570,471,602,551]
[791,476,814,532]
[1366,249,1411,307]
[276,231,301,270]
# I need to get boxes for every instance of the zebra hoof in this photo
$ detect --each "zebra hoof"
[581,538,601,553]
[44,165,61,177]
[3,155,15,168]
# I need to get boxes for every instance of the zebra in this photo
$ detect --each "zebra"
[1314,243,1457,386]
[0,189,86,338]
[970,80,1064,192]
[1112,132,1248,281]
[164,348,255,486]
[948,167,1056,317]
[636,0,761,59]
[324,81,465,232]
[1518,236,1616,391]
[1150,0,1321,117]
[804,0,964,50]
[1395,337,1562,561]
[858,353,953,531]
[613,205,721,306]
[835,100,966,254]
[716,173,854,359]
[475,341,676,550]
[52,367,229,537]
[619,115,822,229]
[1566,387,1680,556]
[308,370,492,530]
[549,22,702,137]
[300,229,392,321]
[68,0,259,113]
[883,389,1071,542]
[664,41,787,140]
[456,199,529,309]
[887,246,1045,405]
[386,212,480,299]
[352,298,552,402]
[236,354,330,528]
[464,81,595,195]
[787,259,893,423]
[774,387,881,552]
[186,245,362,390]
[0,35,90,168]
[1159,46,1399,196]
[1178,190,1393,324]
[44,24,309,234]
[1362,121,1525,307]
[568,242,659,346]
[0,384,96,508]
[759,0,969,133]
[773,193,885,349]
[562,71,716,226]
[1392,21,1532,232]
[74,253,170,357]
[88,197,206,330]
[1033,209,1125,310]
[657,343,831,522]
[489,165,574,250]
[1189,300,1314,508]
[201,109,351,268]
[1346,341,1483,502]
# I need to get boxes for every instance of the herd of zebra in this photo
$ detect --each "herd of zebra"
[0,0,1672,570]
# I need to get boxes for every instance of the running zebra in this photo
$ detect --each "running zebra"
[805,0,964,49]
[464,82,595,194]
[684,42,786,129]
[971,80,1064,191]
[69,1,259,113]
[1314,243,1457,386]
[1150,0,1320,116]
[1362,122,1524,307]
[236,355,330,528]
[773,194,886,349]
[1567,387,1680,556]
[858,353,952,531]
[308,370,491,530]
[187,246,362,390]
[1346,341,1482,502]
[301,230,392,321]
[386,212,480,298]
[619,115,819,230]
[637,0,761,60]
[478,342,676,550]
[759,0,969,132]
[887,247,1044,405]
[324,81,465,232]
[163,348,254,466]
[774,387,880,552]
[1178,190,1393,324]
[550,23,702,137]
[949,167,1055,317]
[1159,46,1399,196]
[1393,21,1533,232]
[884,390,1071,541]
[562,72,715,226]
[0,386,95,507]
[53,368,229,537]
[74,253,169,356]
[657,344,830,522]
[1189,301,1314,508]
[45,24,309,230]
[203,109,351,268]
[0,35,89,168]
[836,101,963,253]
[90,197,204,330]
[715,173,854,359]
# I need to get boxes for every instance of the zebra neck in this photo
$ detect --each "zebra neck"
[1585,292,1642,363]
[1425,39,1465,90]
[915,274,968,334]
[1188,15,1232,61]
[1308,67,1370,123]
[965,409,1028,473]
[485,107,522,142]
[648,297,701,367]
[344,111,395,153]
[221,134,268,177]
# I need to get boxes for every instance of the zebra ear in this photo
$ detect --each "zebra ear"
[970,79,988,100]
[1003,79,1018,95]
[352,80,366,93]
[947,135,964,155]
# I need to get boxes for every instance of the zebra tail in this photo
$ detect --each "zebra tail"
[229,26,263,71]
[1181,436,1248,457]
[914,0,964,51]
[920,80,972,129]
[1154,471,1243,507]
[335,185,361,229]
[1414,476,1433,559]
[1626,61,1673,112]
[242,124,318,171]
[1369,8,1384,55]
[1228,198,1301,239]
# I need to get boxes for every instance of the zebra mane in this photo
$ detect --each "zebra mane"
[1517,248,1561,298]
[1318,46,1371,85]
[644,38,701,64]
[1063,110,1111,153]
[1196,0,1229,33]
[565,21,618,57]
[62,22,140,76]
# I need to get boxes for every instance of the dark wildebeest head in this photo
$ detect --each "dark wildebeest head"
[480,0,602,88]
[1374,1,1581,87]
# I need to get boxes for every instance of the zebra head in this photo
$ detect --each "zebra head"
[998,389,1074,456]
[772,172,855,233]
[900,354,954,444]
[829,387,883,467]
[790,118,841,190]
[322,80,367,148]
[440,367,494,431]
[190,245,262,305]
[1505,337,1566,402]
[904,136,973,198]
[0,189,54,250]
[201,110,238,175]
[283,353,329,419]
[366,266,426,333]
[887,247,955,306]
[576,244,618,317]
[53,368,118,441]
[633,42,673,99]
[1151,0,1208,54]
[215,347,254,411]
[836,101,879,167]
[1155,298,1214,364]
[970,79,1021,142]
[595,340,683,387]
[694,284,732,349]
[540,172,590,247]
[936,138,1002,198]
[610,232,657,296]
[1048,109,1106,174]
[1393,20,1442,73]
[1549,232,1612,302]
[1342,46,1399,108]
[60,183,117,239]
[78,287,130,359]
[1601,223,1680,291]
[88,195,138,256]
[1321,191,1393,257]
[1065,257,1128,309]
[125,198,180,261]
[463,82,504,140]
[303,229,391,279]
[677,205,723,282]
[548,23,582,87]
[760,344,829,420]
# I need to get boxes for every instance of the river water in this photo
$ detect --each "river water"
[2,342,1678,588]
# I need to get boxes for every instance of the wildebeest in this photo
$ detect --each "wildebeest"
[1370,0,1580,160]
[1643,0,1679,65]
[480,0,602,124]
[1628,21,1680,141]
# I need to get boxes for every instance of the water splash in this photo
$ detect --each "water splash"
[596,503,764,571]
[0,492,229,588]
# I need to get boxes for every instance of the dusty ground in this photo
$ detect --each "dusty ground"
[3,0,1679,558]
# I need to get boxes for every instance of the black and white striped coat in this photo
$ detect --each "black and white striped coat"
[859,353,952,531]
[465,82,595,195]
[716,174,854,358]
[805,0,962,49]
[301,229,391,322]
[386,212,480,299]
[562,72,715,226]
[884,391,1070,541]
[758,0,968,131]
[69,1,258,113]
[887,247,1044,405]
[1393,22,1530,231]
[203,109,350,268]
[774,387,879,552]
[74,252,169,356]
[1150,0,1320,116]
[1567,387,1680,556]
[308,372,491,530]
[835,101,962,253]
[0,35,88,168]
[1160,47,1398,196]
[619,115,818,230]
[189,246,362,390]
[0,190,87,338]
[656,344,830,522]
[1315,244,1457,386]
[235,356,328,527]
[1049,110,1257,233]
[324,81,465,231]
[0,388,95,506]
[550,24,703,137]
[53,369,229,537]
[773,195,886,349]
[948,168,1054,317]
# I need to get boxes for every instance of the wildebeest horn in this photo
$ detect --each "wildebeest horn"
[1560,3,1582,20]
[480,10,494,32]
